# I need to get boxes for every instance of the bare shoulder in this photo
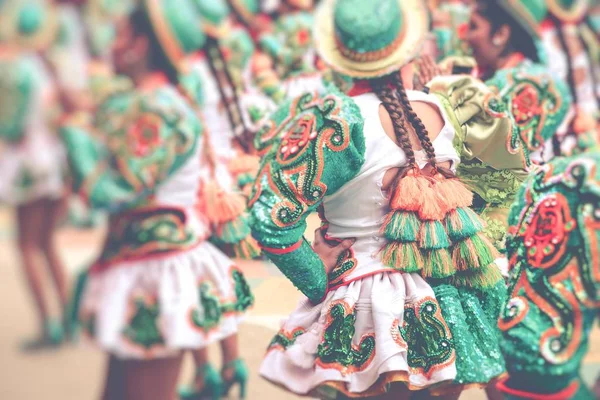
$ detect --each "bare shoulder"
[410,100,445,141]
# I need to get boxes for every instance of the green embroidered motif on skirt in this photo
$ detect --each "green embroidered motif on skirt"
[268,327,306,351]
[316,301,375,373]
[191,282,224,332]
[191,268,254,332]
[122,297,165,350]
[223,269,254,313]
[399,298,455,376]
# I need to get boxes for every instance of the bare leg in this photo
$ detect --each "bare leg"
[220,333,239,381]
[100,355,123,400]
[121,353,184,400]
[40,197,69,317]
[16,199,49,336]
[485,383,505,400]
[102,353,184,400]
[188,348,210,390]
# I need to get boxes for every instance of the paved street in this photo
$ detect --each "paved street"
[0,209,597,399]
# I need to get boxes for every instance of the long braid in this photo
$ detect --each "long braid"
[372,77,416,167]
[394,74,455,178]
[394,74,437,166]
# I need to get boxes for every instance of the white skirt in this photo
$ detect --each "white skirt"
[80,241,253,359]
[0,132,65,205]
[260,272,457,398]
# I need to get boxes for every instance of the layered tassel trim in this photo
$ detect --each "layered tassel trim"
[380,168,502,289]
[228,154,260,196]
[199,180,260,260]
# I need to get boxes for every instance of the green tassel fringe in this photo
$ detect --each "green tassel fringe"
[381,242,423,273]
[452,233,498,272]
[237,173,255,188]
[215,214,251,243]
[423,249,455,278]
[451,263,503,289]
[446,207,484,242]
[419,220,450,250]
[233,237,262,260]
[383,211,420,242]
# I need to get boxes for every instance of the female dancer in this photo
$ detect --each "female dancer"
[251,0,513,397]
[0,0,69,349]
[61,1,252,398]
[455,0,556,254]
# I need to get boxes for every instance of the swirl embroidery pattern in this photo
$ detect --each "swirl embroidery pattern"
[500,158,600,365]
[249,92,353,228]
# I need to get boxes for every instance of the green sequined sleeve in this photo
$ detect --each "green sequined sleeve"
[249,90,365,303]
[61,85,202,211]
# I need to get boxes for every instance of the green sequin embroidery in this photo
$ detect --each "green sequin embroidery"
[191,268,254,332]
[190,282,223,332]
[223,269,255,313]
[268,327,306,351]
[399,298,455,376]
[316,301,375,373]
[122,297,165,350]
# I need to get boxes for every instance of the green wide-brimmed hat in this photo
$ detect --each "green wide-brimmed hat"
[546,0,589,23]
[193,0,231,38]
[143,0,206,72]
[315,0,429,79]
[497,0,547,39]
[0,0,58,50]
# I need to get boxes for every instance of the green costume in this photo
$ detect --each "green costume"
[61,0,253,359]
[498,127,599,400]
[253,0,515,396]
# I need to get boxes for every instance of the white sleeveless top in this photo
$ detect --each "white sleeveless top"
[321,91,459,285]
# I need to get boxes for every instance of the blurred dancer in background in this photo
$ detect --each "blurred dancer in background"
[61,1,252,398]
[496,71,599,400]
[0,0,69,349]
[541,0,599,124]
[453,0,552,255]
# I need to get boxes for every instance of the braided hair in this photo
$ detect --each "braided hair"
[372,76,416,167]
[393,73,456,178]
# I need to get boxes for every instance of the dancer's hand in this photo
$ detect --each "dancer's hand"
[414,55,448,90]
[312,229,355,274]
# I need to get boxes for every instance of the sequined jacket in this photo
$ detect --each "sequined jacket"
[61,83,205,270]
[249,81,513,304]
[499,145,600,378]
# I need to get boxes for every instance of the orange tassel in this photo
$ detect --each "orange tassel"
[229,154,260,175]
[418,179,446,220]
[390,171,428,212]
[202,180,246,224]
[434,178,473,211]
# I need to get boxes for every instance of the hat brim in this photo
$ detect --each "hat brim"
[497,0,541,40]
[546,0,588,23]
[0,1,58,51]
[314,0,429,79]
